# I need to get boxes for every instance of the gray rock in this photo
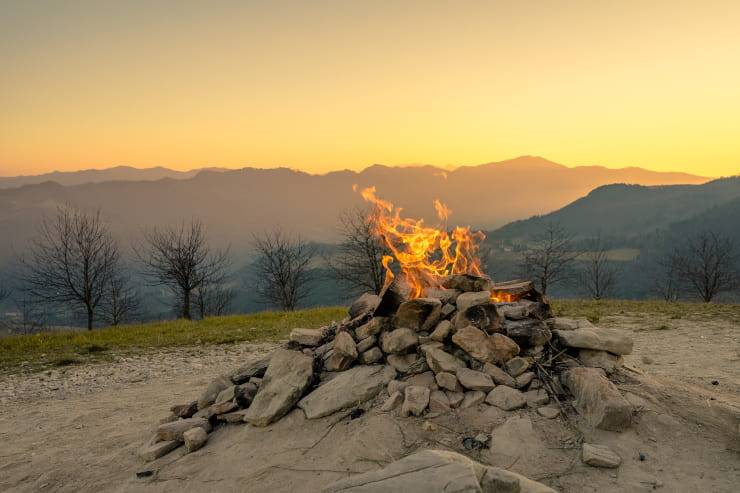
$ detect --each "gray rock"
[356,335,376,353]
[298,365,395,419]
[424,347,466,374]
[401,385,430,417]
[485,386,527,411]
[446,391,464,408]
[549,317,594,331]
[381,391,404,411]
[422,287,461,304]
[452,325,520,364]
[381,328,419,354]
[428,390,451,413]
[504,356,531,377]
[562,367,633,431]
[440,303,456,319]
[459,390,486,409]
[504,319,552,348]
[244,349,314,427]
[356,317,388,340]
[525,389,549,407]
[387,353,421,373]
[235,382,258,407]
[555,327,633,355]
[387,379,409,396]
[197,375,232,410]
[139,439,180,461]
[229,357,270,385]
[217,409,250,423]
[349,293,381,319]
[215,385,238,405]
[456,367,495,392]
[582,443,622,468]
[453,302,503,334]
[483,363,517,387]
[156,417,211,442]
[443,274,493,292]
[359,347,384,365]
[435,371,463,392]
[430,320,453,342]
[183,427,208,453]
[515,372,535,389]
[579,349,623,374]
[537,406,560,419]
[395,298,442,332]
[289,327,327,346]
[406,371,439,390]
[170,401,197,418]
[334,331,358,358]
[455,290,491,312]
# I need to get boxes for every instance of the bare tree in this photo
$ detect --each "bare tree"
[521,222,580,295]
[135,219,230,320]
[19,206,119,330]
[672,230,737,302]
[324,207,388,296]
[100,271,140,326]
[252,229,315,311]
[11,290,48,334]
[195,282,235,318]
[651,255,681,302]
[579,234,619,300]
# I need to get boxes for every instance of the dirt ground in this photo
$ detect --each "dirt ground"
[1,314,738,493]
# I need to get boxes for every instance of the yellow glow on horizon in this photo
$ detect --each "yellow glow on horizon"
[1,1,739,177]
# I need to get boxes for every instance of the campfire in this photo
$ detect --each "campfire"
[141,187,636,488]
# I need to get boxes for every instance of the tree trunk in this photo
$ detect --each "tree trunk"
[183,289,192,320]
[87,307,94,331]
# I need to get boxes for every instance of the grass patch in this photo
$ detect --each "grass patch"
[0,306,345,374]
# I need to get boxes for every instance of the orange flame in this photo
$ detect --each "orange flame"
[358,186,486,298]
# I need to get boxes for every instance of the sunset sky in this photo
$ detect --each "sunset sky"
[1,0,739,177]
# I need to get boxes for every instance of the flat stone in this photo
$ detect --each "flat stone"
[579,349,623,374]
[515,372,535,389]
[139,439,180,462]
[550,317,594,331]
[395,298,442,332]
[235,382,258,408]
[504,356,531,377]
[381,391,404,411]
[170,401,197,419]
[452,325,520,364]
[289,327,327,346]
[537,406,560,419]
[356,335,376,353]
[401,385,430,417]
[459,390,486,409]
[349,293,381,319]
[429,390,451,413]
[483,363,517,387]
[387,353,421,373]
[197,375,232,410]
[217,409,250,423]
[446,391,464,408]
[525,389,549,407]
[299,365,395,419]
[456,367,495,392]
[229,356,269,385]
[334,331,358,358]
[453,302,503,334]
[359,347,383,365]
[422,287,461,304]
[443,274,493,292]
[455,290,491,312]
[183,427,208,453]
[209,400,238,417]
[325,351,354,372]
[562,367,633,431]
[406,371,438,390]
[486,386,527,411]
[424,347,466,374]
[440,303,456,319]
[435,371,463,392]
[381,328,419,354]
[215,385,238,405]
[504,319,552,348]
[555,327,633,355]
[582,443,622,468]
[388,379,409,396]
[244,349,314,427]
[156,417,211,442]
[356,317,388,339]
[430,320,453,342]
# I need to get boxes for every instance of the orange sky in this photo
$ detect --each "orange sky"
[1,1,739,177]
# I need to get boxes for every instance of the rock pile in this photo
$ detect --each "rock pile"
[141,275,636,479]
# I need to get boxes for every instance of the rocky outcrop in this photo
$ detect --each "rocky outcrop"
[562,367,633,431]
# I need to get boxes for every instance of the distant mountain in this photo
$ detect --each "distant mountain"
[0,156,712,263]
[0,165,229,188]
[489,176,740,241]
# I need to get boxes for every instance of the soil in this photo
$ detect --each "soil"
[1,314,738,493]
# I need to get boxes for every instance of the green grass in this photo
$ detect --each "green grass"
[552,299,740,324]
[0,307,345,374]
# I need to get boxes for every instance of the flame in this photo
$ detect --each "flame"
[358,186,486,298]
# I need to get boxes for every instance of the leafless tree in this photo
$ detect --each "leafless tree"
[135,219,230,320]
[520,222,580,295]
[579,234,619,300]
[252,229,315,311]
[195,282,235,318]
[672,230,737,302]
[324,207,388,296]
[100,271,140,326]
[11,290,48,334]
[19,206,119,330]
[651,256,681,302]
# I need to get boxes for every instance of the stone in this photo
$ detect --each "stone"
[209,401,238,417]
[158,414,178,425]
[395,298,442,332]
[498,302,529,320]
[537,406,560,419]
[562,367,633,431]
[349,293,381,319]
[452,326,520,364]
[229,357,269,385]
[555,327,633,355]
[435,371,463,392]
[424,347,466,374]
[486,386,527,411]
[459,390,486,409]
[430,320,453,342]
[525,389,549,407]
[323,449,556,493]
[453,302,503,334]
[182,427,208,453]
[235,382,258,407]
[446,391,464,408]
[156,417,211,442]
[374,278,412,317]
[387,379,409,396]
[298,365,395,419]
[443,274,493,292]
[456,367,495,392]
[582,443,622,468]
[515,372,535,389]
[139,439,180,461]
[250,377,263,386]
[314,340,334,357]
[380,328,419,354]
[504,356,531,377]
[356,335,376,353]
[504,319,552,347]
[359,347,383,364]
[401,385,430,417]
[334,331,358,358]
[197,375,232,410]
[422,287,461,304]
[170,401,197,419]
[483,363,517,387]
[440,303,456,319]
[381,391,404,411]
[289,327,327,346]
[406,371,438,390]
[455,290,492,312]
[217,409,250,423]
[550,317,594,331]
[214,385,238,405]
[429,390,451,413]
[244,349,314,427]
[387,353,421,373]
[579,349,623,374]
[356,317,388,339]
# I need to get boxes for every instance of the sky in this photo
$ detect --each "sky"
[1,0,740,177]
